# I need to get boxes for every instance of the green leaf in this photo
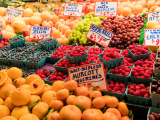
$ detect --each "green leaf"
[69,91,73,95]
[46,109,54,118]
[120,100,125,102]
[17,33,22,36]
[128,110,132,117]
[51,117,55,120]
[28,99,40,111]
[91,97,94,101]
[75,104,85,112]
[102,106,107,113]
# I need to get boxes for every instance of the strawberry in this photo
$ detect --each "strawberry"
[134,90,141,96]
[143,93,150,98]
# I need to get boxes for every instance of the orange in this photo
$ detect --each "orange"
[20,84,29,90]
[93,97,105,109]
[29,16,42,25]
[26,74,41,84]
[27,95,41,107]
[23,17,30,25]
[59,19,65,23]
[0,70,8,86]
[65,29,72,38]
[133,4,143,15]
[32,102,49,119]
[59,105,82,120]
[23,8,33,17]
[19,114,40,120]
[52,30,60,39]
[56,89,69,100]
[4,97,16,111]
[4,77,12,85]
[8,67,23,80]
[0,98,4,105]
[12,21,27,33]
[13,78,26,88]
[147,1,155,9]
[105,96,119,108]
[102,112,118,120]
[0,7,7,16]
[74,87,89,96]
[121,7,132,16]
[117,102,129,116]
[0,116,17,120]
[45,15,54,22]
[47,112,60,120]
[73,96,91,109]
[121,116,130,120]
[61,26,70,34]
[11,106,30,119]
[40,11,51,21]
[55,22,61,29]
[117,5,124,15]
[52,81,65,92]
[52,15,59,23]
[0,84,16,99]
[105,108,121,120]
[66,95,76,105]
[29,79,45,95]
[0,105,11,119]
[11,88,31,106]
[64,80,78,91]
[90,91,102,99]
[42,91,57,105]
[49,100,64,111]
[58,24,65,31]
[41,84,52,94]
[82,109,103,120]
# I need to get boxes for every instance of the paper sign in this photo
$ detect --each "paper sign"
[147,12,160,22]
[68,62,107,91]
[64,3,83,17]
[144,29,160,46]
[94,2,117,16]
[86,24,113,48]
[0,22,2,31]
[5,6,23,22]
[29,26,52,40]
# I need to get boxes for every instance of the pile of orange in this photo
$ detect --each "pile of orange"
[0,67,131,120]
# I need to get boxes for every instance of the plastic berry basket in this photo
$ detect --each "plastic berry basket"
[147,107,160,120]
[126,86,151,106]
[39,38,58,50]
[10,59,25,68]
[24,56,46,69]
[0,58,11,66]
[0,34,3,41]
[66,50,88,64]
[99,54,124,69]
[101,81,127,101]
[108,69,131,84]
[127,45,151,62]
[9,36,26,48]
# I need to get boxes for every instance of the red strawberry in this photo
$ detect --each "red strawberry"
[140,89,146,95]
[113,87,119,91]
[110,84,114,88]
[143,93,150,98]
[130,86,135,90]
[134,90,141,96]
[135,86,140,90]
[139,84,145,89]
[129,90,134,95]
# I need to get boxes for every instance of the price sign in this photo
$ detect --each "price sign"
[0,22,2,32]
[147,12,160,22]
[29,26,52,40]
[68,62,107,91]
[144,29,160,46]
[94,2,117,16]
[86,24,113,48]
[64,3,83,17]
[5,6,23,22]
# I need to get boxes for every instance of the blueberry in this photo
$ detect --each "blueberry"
[36,50,53,57]
[0,45,13,52]
[11,54,30,61]
[0,53,18,59]
[22,69,35,78]
[9,37,24,43]
[27,56,44,62]
[0,64,10,70]
[40,38,57,45]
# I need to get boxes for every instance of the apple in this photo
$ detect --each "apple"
[0,43,4,48]
[3,37,8,42]
[4,42,10,45]
[22,29,30,37]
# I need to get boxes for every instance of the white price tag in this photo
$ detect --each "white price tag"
[5,6,23,22]
[0,22,2,31]
[144,29,160,46]
[86,24,113,48]
[64,3,83,17]
[29,26,52,40]
[147,12,160,22]
[94,2,117,16]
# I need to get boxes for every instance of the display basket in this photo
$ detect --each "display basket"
[10,59,25,68]
[99,54,123,69]
[108,68,131,83]
[101,81,127,101]
[127,45,151,62]
[9,36,26,48]
[126,86,151,106]
[0,58,11,66]
[24,56,46,69]
[39,37,58,50]
[66,50,88,64]
[147,107,160,120]
[0,34,3,41]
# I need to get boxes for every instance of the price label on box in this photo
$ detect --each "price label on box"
[0,22,2,32]
[147,12,160,22]
[64,3,83,17]
[29,26,52,40]
[86,24,113,48]
[144,29,160,46]
[94,2,117,16]
[5,6,23,22]
[68,62,107,91]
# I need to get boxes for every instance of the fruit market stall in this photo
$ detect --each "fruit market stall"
[0,0,160,120]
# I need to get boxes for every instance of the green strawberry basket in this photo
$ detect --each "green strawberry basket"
[39,38,58,50]
[147,107,160,120]
[0,34,3,41]
[9,36,26,48]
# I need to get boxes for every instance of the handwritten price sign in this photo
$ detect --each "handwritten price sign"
[29,26,52,40]
[68,62,107,91]
[147,12,160,22]
[144,29,160,46]
[64,3,83,17]
[94,2,117,16]
[5,6,23,22]
[0,22,2,31]
[86,24,113,47]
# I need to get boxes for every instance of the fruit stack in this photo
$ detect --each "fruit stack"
[0,37,10,48]
[67,48,88,64]
[9,36,26,48]
[35,69,51,80]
